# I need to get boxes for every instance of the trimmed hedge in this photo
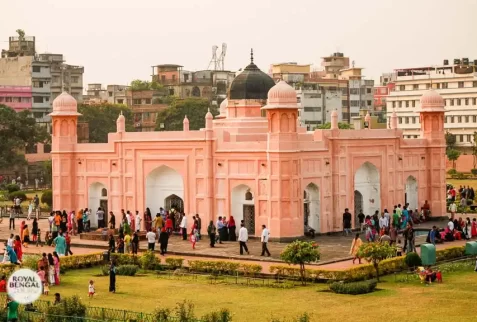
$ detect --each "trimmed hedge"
[405,252,422,268]
[329,279,377,295]
[41,189,53,207]
[188,260,263,276]
[165,257,184,269]
[110,253,141,266]
[101,264,139,276]
[5,184,20,193]
[8,191,27,201]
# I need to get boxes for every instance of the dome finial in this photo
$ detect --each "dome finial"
[250,48,254,64]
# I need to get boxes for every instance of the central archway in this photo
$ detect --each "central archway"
[231,185,255,235]
[145,165,184,215]
[88,182,108,229]
[405,176,418,212]
[354,162,380,218]
[304,183,320,233]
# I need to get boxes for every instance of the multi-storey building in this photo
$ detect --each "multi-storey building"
[151,64,235,105]
[0,86,32,111]
[374,83,395,112]
[106,85,129,105]
[386,59,477,151]
[129,89,168,132]
[1,35,35,58]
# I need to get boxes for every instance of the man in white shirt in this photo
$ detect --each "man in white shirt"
[126,211,132,225]
[96,208,105,228]
[179,215,187,240]
[146,230,156,251]
[238,223,250,255]
[379,213,389,231]
[448,219,455,231]
[260,225,271,256]
[135,211,142,232]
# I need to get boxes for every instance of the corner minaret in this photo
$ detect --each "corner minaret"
[419,89,446,218]
[49,91,81,211]
[116,111,125,133]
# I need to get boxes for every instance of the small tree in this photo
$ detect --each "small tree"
[280,240,320,284]
[446,149,461,169]
[445,131,456,151]
[356,242,396,281]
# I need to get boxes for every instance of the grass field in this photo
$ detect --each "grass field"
[47,267,477,322]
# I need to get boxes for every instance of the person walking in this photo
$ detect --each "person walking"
[109,260,116,293]
[260,225,271,257]
[159,227,169,255]
[131,232,139,255]
[9,207,15,230]
[349,233,363,264]
[207,220,216,248]
[96,207,105,229]
[146,229,156,251]
[238,223,250,255]
[196,214,202,240]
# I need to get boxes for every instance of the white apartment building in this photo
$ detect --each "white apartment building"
[386,63,477,150]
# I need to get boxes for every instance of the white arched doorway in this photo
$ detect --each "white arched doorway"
[354,162,381,217]
[405,176,418,212]
[145,165,184,215]
[88,182,108,229]
[354,190,363,227]
[304,183,320,233]
[231,185,255,235]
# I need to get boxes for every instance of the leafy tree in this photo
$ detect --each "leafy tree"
[445,131,456,151]
[0,104,50,169]
[77,104,133,143]
[155,98,218,131]
[357,242,396,281]
[16,29,25,41]
[130,79,163,91]
[280,240,320,284]
[316,122,352,130]
[446,149,461,169]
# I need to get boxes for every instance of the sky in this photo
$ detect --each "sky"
[1,0,476,88]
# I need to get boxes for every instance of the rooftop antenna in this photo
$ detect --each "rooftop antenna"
[218,43,227,70]
[352,60,355,68]
[207,45,218,70]
[250,48,254,64]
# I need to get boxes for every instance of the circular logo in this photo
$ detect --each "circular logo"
[7,269,43,304]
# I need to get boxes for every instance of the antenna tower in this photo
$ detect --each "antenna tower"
[207,43,227,70]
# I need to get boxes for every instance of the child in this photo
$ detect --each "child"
[190,230,196,249]
[88,280,95,297]
[43,281,49,295]
[396,240,403,257]
[45,231,52,246]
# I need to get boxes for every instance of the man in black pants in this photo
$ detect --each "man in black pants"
[9,207,15,230]
[238,223,250,255]
[260,224,271,256]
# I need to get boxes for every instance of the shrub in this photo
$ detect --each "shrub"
[153,307,172,322]
[471,169,477,176]
[436,246,465,261]
[239,263,262,276]
[140,250,160,270]
[175,300,195,322]
[22,255,41,270]
[165,257,184,269]
[60,253,104,270]
[47,295,86,320]
[201,309,233,322]
[5,184,20,193]
[101,265,138,276]
[8,191,27,201]
[405,252,422,268]
[41,189,53,208]
[447,168,457,175]
[329,279,377,295]
[110,253,140,266]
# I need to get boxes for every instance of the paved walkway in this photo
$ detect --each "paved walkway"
[1,215,474,273]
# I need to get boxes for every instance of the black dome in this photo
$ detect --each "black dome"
[229,50,275,100]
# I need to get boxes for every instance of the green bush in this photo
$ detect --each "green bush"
[188,260,262,276]
[201,309,233,322]
[8,191,27,201]
[46,295,86,321]
[153,307,172,322]
[329,279,377,295]
[101,264,138,276]
[41,189,53,208]
[471,169,477,176]
[405,252,422,268]
[110,253,140,266]
[175,300,196,322]
[165,257,184,269]
[5,184,20,193]
[140,250,160,270]
[22,255,41,270]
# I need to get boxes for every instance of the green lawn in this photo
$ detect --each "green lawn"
[46,267,477,322]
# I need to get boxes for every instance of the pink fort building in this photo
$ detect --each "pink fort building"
[50,54,447,239]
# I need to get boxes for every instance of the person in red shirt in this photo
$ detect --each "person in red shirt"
[0,275,6,292]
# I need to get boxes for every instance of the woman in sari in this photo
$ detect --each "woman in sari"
[47,253,55,284]
[13,235,22,261]
[349,233,363,264]
[109,260,116,293]
[130,214,135,233]
[53,251,61,285]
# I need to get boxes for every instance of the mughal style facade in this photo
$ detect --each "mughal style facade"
[50,54,447,240]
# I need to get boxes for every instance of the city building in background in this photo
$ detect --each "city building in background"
[0,85,32,111]
[1,35,35,58]
[386,58,477,152]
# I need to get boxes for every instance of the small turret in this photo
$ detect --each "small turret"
[116,111,125,133]
[364,112,371,129]
[390,110,398,129]
[330,110,338,130]
[205,108,213,129]
[183,115,190,131]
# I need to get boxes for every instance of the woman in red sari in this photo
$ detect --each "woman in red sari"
[472,218,477,238]
[228,216,237,241]
[13,235,22,262]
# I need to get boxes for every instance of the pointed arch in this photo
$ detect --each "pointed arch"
[405,175,418,211]
[304,182,320,233]
[145,165,184,214]
[354,161,381,217]
[231,184,255,235]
